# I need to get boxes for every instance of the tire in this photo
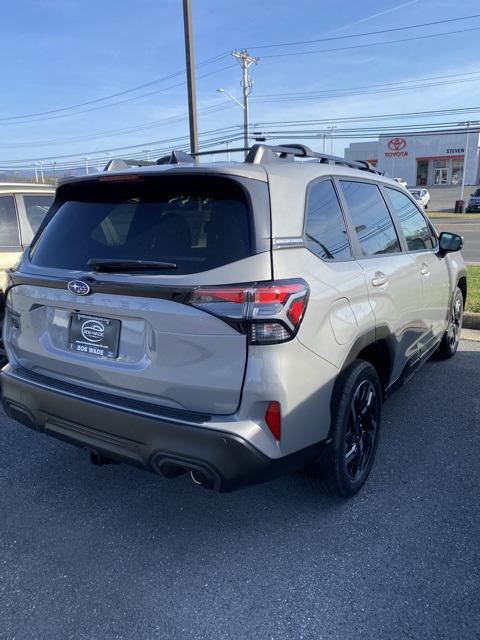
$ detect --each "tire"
[307,360,382,498]
[436,286,463,360]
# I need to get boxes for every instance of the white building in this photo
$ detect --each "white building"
[344,130,480,187]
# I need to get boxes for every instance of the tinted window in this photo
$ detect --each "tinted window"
[30,176,252,274]
[386,188,435,251]
[340,181,401,255]
[0,196,20,247]
[23,195,54,235]
[305,180,351,260]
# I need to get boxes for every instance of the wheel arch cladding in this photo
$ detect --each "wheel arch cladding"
[339,329,394,398]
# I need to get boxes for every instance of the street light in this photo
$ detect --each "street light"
[217,86,254,156]
[216,88,245,111]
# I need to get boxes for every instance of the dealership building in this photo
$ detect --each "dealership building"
[344,130,480,187]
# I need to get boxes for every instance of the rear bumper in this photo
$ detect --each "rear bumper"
[1,365,323,492]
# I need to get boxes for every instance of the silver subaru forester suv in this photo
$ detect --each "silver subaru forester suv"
[1,144,467,497]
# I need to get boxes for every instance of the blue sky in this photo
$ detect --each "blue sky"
[1,0,480,170]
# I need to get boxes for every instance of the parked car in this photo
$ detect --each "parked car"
[1,145,466,498]
[466,187,480,212]
[394,177,408,188]
[408,187,431,209]
[0,182,55,363]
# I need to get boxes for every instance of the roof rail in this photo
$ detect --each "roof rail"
[245,143,383,174]
[103,144,383,175]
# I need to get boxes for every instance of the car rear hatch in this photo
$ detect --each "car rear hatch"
[4,169,272,415]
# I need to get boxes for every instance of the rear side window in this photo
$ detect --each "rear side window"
[304,180,351,260]
[30,176,253,274]
[386,188,435,251]
[0,195,20,247]
[340,181,401,256]
[23,195,54,235]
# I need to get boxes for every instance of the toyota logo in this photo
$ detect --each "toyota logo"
[67,280,91,296]
[388,137,406,151]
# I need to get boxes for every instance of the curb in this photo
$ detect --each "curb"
[461,328,480,342]
[463,312,480,331]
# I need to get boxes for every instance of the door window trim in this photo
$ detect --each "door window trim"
[381,185,438,255]
[302,175,355,262]
[334,176,404,260]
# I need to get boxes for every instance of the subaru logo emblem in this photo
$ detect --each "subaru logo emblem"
[67,280,91,296]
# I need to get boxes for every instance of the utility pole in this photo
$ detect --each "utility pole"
[182,0,199,155]
[461,121,471,203]
[327,125,337,155]
[232,50,259,154]
[458,120,480,204]
[39,161,45,183]
[34,164,39,183]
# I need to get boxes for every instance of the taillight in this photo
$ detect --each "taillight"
[188,279,309,344]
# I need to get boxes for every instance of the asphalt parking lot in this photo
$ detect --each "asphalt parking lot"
[427,185,477,213]
[432,218,480,264]
[1,340,479,640]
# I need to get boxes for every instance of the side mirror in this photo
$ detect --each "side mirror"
[439,231,463,255]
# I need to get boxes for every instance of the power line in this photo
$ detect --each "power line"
[0,123,244,165]
[252,76,480,104]
[3,105,480,168]
[250,105,480,127]
[0,63,236,126]
[259,25,480,59]
[246,12,480,49]
[0,102,238,149]
[0,53,231,124]
[253,69,480,101]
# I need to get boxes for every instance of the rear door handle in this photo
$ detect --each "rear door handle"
[420,264,430,277]
[371,272,388,287]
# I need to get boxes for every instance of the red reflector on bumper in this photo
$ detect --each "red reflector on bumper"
[265,401,281,440]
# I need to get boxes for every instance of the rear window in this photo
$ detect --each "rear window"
[30,175,253,274]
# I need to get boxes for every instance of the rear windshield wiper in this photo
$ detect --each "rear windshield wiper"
[87,259,177,272]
